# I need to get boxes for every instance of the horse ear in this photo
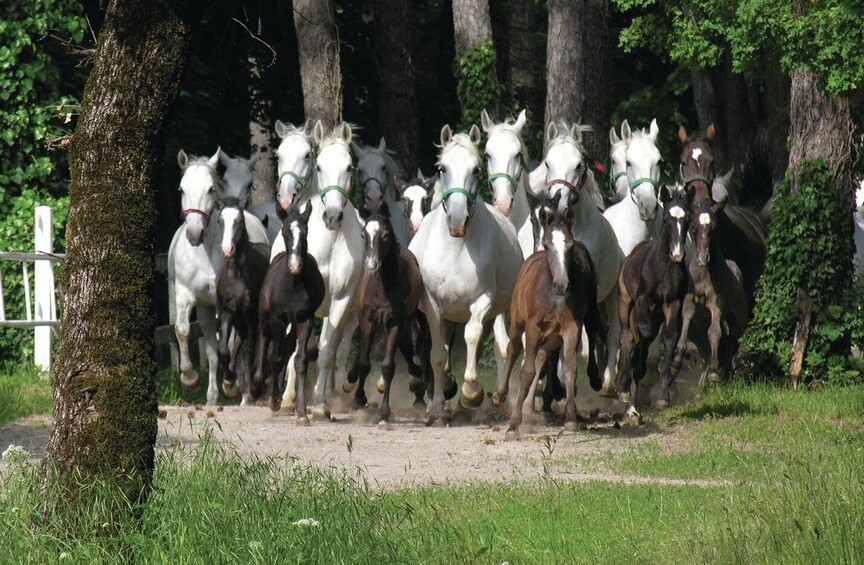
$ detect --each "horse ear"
[440,124,453,145]
[177,149,189,170]
[678,125,689,144]
[480,109,492,133]
[525,190,540,212]
[218,150,233,168]
[649,118,659,141]
[423,176,436,192]
[300,200,312,222]
[469,124,482,145]
[514,109,527,132]
[275,120,289,139]
[562,205,574,224]
[609,127,620,146]
[395,181,406,198]
[239,192,250,210]
[550,190,562,212]
[570,123,582,142]
[545,121,558,142]
[313,120,325,145]
[706,123,716,140]
[377,137,386,151]
[417,168,426,182]
[208,147,221,169]
[302,118,313,134]
[352,142,365,158]
[339,122,353,143]
[621,119,632,142]
[659,184,672,204]
[248,150,261,167]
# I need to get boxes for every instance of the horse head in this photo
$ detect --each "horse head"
[690,196,725,267]
[482,108,528,217]
[544,121,592,213]
[397,172,436,238]
[623,119,662,221]
[678,124,716,203]
[360,200,395,273]
[609,122,629,200]
[282,201,313,275]
[355,137,402,213]
[216,195,249,258]
[855,179,864,222]
[437,124,483,238]
[314,121,355,231]
[275,119,316,213]
[177,148,222,246]
[220,150,260,202]
[659,184,690,263]
[537,191,575,295]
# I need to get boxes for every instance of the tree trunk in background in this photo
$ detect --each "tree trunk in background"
[452,0,499,125]
[787,68,854,199]
[248,51,275,205]
[544,0,610,158]
[691,68,719,134]
[452,0,493,54]
[499,0,545,132]
[374,0,419,173]
[293,0,341,129]
[45,0,190,512]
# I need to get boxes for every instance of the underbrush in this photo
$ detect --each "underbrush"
[0,366,52,427]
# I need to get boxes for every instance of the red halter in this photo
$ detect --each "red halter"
[181,208,212,222]
[546,178,581,193]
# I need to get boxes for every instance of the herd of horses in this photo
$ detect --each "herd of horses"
[168,111,781,437]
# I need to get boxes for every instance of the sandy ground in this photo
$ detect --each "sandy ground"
[1,352,721,488]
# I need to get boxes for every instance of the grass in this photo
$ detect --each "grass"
[0,366,52,427]
[1,372,863,562]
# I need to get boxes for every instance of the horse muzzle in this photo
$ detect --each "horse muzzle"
[494,197,514,217]
[554,281,570,295]
[221,245,235,258]
[279,194,296,211]
[640,208,657,222]
[671,251,684,263]
[365,258,380,273]
[288,256,303,275]
[185,227,205,247]
[323,211,344,231]
[696,253,710,267]
[449,228,467,238]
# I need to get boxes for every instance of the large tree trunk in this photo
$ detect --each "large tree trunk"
[374,0,419,173]
[499,0,546,141]
[248,50,275,205]
[292,0,342,129]
[452,0,499,126]
[44,0,190,511]
[452,0,493,53]
[544,0,610,157]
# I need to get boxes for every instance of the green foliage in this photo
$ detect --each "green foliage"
[0,364,53,426]
[737,160,862,384]
[0,189,69,368]
[454,40,504,131]
[613,0,864,98]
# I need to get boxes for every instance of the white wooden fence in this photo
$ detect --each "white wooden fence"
[0,206,61,376]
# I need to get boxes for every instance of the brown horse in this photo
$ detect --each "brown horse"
[494,193,600,439]
[251,203,325,424]
[397,175,436,243]
[617,185,691,418]
[344,200,430,427]
[672,197,748,383]
[678,125,766,309]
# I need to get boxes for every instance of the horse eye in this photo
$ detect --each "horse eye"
[316,165,321,172]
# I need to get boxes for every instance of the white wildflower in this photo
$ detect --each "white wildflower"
[292,518,321,528]
[1,445,29,465]
[59,553,71,560]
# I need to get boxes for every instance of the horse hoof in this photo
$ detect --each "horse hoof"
[426,415,448,428]
[413,399,427,412]
[222,380,240,399]
[269,397,282,413]
[408,376,423,393]
[310,405,331,421]
[460,391,484,409]
[617,391,631,404]
[296,416,310,426]
[491,392,506,407]
[505,428,520,441]
[342,381,356,393]
[444,378,458,400]
[378,420,392,430]
[655,398,670,409]
[622,410,642,427]
[376,377,386,394]
[707,371,722,384]
[597,386,618,399]
[564,420,580,432]
[180,370,199,389]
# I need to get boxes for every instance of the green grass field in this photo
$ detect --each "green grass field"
[1,370,862,563]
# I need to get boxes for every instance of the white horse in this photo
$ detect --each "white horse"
[220,150,280,244]
[603,119,662,257]
[855,179,864,278]
[168,149,269,405]
[270,121,365,417]
[535,121,623,396]
[409,125,523,421]
[481,109,535,258]
[354,138,408,245]
[608,124,630,203]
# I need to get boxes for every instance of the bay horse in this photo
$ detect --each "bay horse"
[167,149,269,405]
[344,201,430,427]
[215,196,270,404]
[617,185,691,419]
[672,197,748,383]
[496,192,600,438]
[251,203,324,422]
[678,125,766,308]
[408,125,523,423]
[354,138,408,246]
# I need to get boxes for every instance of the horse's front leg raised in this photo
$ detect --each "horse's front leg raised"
[174,288,198,390]
[705,297,723,383]
[461,293,494,408]
[197,304,220,406]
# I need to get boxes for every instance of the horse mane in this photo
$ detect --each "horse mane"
[184,154,227,196]
[486,119,530,166]
[318,122,359,153]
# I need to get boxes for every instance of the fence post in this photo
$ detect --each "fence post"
[34,206,54,376]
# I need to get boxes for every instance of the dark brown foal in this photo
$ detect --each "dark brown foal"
[494,193,600,439]
[617,185,690,419]
[672,197,748,384]
[345,201,429,427]
[251,203,325,424]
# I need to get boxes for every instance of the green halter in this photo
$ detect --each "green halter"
[441,187,477,208]
[278,167,313,189]
[487,154,528,190]
[627,176,660,203]
[320,185,350,200]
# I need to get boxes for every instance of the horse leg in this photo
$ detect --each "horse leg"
[617,288,636,404]
[337,310,358,394]
[395,325,425,408]
[599,292,621,398]
[379,324,401,428]
[706,298,723,383]
[562,326,582,431]
[268,329,286,409]
[197,304,220,406]
[174,288,198,389]
[657,300,682,408]
[443,321,458,398]
[506,335,543,440]
[345,316,374,408]
[238,322,255,406]
[422,295,450,425]
[461,294,494,408]
[671,294,696,376]
[217,312,239,398]
[492,313,510,401]
[492,320,524,407]
[313,298,351,419]
[293,320,314,425]
[250,323,270,401]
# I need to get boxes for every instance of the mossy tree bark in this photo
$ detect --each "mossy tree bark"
[293,0,342,130]
[44,0,192,510]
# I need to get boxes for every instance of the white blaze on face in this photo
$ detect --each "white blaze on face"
[699,212,711,226]
[551,228,568,274]
[403,185,428,231]
[288,220,302,272]
[669,206,686,259]
[364,220,381,270]
[691,147,703,166]
[220,207,241,257]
